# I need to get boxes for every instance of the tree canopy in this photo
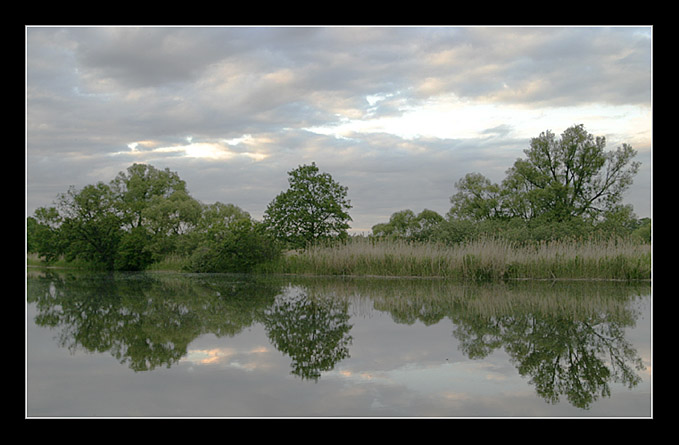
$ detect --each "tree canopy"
[449,124,640,224]
[27,125,647,272]
[263,163,352,249]
[28,163,279,271]
[372,124,647,244]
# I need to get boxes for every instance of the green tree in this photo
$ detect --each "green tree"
[448,173,503,221]
[372,209,417,238]
[186,202,280,273]
[195,202,252,242]
[449,124,640,225]
[28,163,203,270]
[27,208,66,262]
[54,182,123,269]
[504,124,640,222]
[110,163,190,229]
[263,163,352,248]
[371,209,444,241]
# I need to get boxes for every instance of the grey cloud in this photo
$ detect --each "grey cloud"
[72,27,236,89]
[26,26,652,225]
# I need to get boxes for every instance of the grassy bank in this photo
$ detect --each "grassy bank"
[260,237,651,281]
[28,237,652,282]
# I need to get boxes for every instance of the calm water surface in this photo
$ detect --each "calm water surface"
[26,270,652,417]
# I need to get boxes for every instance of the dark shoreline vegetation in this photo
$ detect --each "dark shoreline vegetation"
[27,125,651,282]
[27,235,651,282]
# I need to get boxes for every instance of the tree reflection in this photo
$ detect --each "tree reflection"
[27,271,648,410]
[27,271,280,371]
[27,272,353,381]
[261,286,353,381]
[287,277,649,410]
[450,289,646,409]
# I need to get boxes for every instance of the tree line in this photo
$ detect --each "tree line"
[372,124,650,244]
[27,124,650,272]
[27,161,353,272]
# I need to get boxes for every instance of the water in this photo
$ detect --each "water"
[26,270,652,417]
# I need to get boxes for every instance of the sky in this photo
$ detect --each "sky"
[26,26,653,233]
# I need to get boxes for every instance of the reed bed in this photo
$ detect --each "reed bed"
[266,236,651,281]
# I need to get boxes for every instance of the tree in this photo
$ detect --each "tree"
[504,124,640,222]
[186,202,280,273]
[449,124,640,224]
[371,208,444,241]
[263,163,352,248]
[28,163,203,270]
[110,163,192,229]
[54,182,124,269]
[448,173,503,221]
[372,209,417,238]
[110,163,201,262]
[28,208,65,262]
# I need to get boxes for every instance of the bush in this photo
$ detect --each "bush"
[186,219,281,273]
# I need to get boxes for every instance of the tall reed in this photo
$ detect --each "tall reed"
[265,236,650,281]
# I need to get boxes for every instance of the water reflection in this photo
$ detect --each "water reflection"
[26,270,650,411]
[262,286,352,381]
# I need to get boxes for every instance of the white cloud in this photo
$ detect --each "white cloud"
[114,139,270,162]
[306,93,652,149]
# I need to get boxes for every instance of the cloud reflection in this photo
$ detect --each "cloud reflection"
[181,346,272,370]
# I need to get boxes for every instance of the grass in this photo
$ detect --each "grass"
[261,236,651,281]
[27,236,651,282]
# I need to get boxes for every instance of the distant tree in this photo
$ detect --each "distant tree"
[449,124,640,224]
[28,207,67,262]
[371,209,444,241]
[264,163,352,248]
[194,202,252,242]
[372,209,417,238]
[412,209,445,241]
[187,205,280,273]
[632,217,651,243]
[448,173,503,221]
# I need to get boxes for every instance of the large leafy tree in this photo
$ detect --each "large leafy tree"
[264,163,352,248]
[29,163,203,270]
[54,182,124,269]
[110,163,199,230]
[110,163,202,261]
[449,124,640,223]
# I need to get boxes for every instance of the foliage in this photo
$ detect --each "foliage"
[371,124,648,248]
[114,226,154,271]
[372,208,444,242]
[449,124,640,223]
[187,217,280,273]
[53,182,124,270]
[27,163,278,272]
[263,162,352,249]
[27,125,649,277]
[111,164,202,261]
[110,163,191,229]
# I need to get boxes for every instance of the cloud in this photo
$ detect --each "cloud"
[26,26,653,229]
[115,136,270,162]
